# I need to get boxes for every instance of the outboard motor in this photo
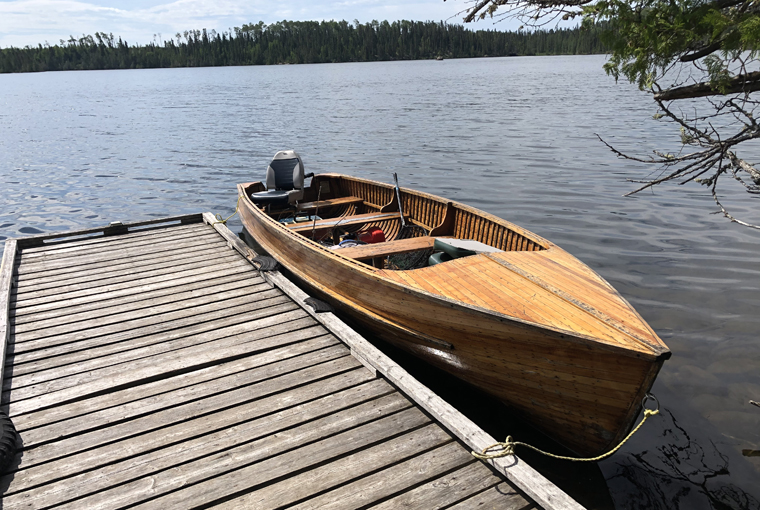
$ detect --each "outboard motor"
[251,150,311,207]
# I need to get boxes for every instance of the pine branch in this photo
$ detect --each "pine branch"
[654,71,760,101]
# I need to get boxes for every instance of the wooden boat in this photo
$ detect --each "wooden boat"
[237,155,670,457]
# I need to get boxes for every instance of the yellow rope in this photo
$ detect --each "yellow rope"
[473,407,659,462]
[213,195,241,225]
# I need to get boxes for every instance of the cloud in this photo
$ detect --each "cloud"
[0,0,481,48]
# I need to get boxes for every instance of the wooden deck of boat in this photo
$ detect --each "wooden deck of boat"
[0,213,582,510]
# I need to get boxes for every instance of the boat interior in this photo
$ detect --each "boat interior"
[244,150,547,271]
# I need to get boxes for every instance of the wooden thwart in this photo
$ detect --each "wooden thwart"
[0,213,580,510]
[336,235,437,260]
[288,211,403,233]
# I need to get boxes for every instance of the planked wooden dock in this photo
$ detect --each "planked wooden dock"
[0,213,582,509]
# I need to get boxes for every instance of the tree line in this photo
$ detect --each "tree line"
[0,20,606,73]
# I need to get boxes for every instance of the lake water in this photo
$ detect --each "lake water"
[1,55,758,509]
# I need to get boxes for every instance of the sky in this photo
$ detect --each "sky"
[0,0,516,49]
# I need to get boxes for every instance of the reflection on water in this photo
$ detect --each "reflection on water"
[607,409,759,510]
[1,55,758,508]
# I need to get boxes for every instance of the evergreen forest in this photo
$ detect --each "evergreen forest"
[0,20,606,73]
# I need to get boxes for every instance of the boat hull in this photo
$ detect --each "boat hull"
[237,175,668,456]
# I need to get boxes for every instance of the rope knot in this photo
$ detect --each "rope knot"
[472,435,516,460]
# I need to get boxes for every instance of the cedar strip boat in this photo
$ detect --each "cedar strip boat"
[238,169,670,457]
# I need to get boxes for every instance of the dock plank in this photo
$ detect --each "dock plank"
[447,482,535,510]
[126,410,434,510]
[277,441,473,510]
[9,283,274,354]
[12,264,258,324]
[5,314,322,411]
[12,252,247,311]
[8,291,289,375]
[3,381,400,510]
[4,364,371,493]
[18,222,210,260]
[11,335,340,433]
[15,230,223,275]
[13,245,239,300]
[367,461,505,510]
[15,241,231,288]
[11,277,267,341]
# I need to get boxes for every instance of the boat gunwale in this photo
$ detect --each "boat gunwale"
[237,176,668,361]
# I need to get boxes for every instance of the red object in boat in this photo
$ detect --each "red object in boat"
[357,227,385,244]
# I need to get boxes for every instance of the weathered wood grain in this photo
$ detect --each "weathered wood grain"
[12,249,242,308]
[126,411,434,510]
[7,301,301,392]
[3,380,399,509]
[447,482,535,510]
[5,317,326,415]
[13,213,203,249]
[18,222,209,260]
[12,261,257,321]
[14,241,230,289]
[8,291,289,374]
[0,240,16,390]
[11,334,340,432]
[6,357,364,478]
[11,277,266,339]
[283,442,474,510]
[15,230,222,276]
[368,461,505,510]
[9,283,273,353]
[17,344,355,450]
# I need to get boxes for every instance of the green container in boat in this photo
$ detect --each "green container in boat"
[433,238,477,259]
[428,251,453,266]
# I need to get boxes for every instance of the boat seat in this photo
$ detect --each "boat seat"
[251,150,308,207]
[297,196,364,212]
[335,236,438,260]
[288,211,404,234]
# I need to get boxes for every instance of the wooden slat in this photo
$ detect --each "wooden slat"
[4,380,399,510]
[127,411,434,510]
[6,357,363,479]
[18,342,348,447]
[0,240,16,388]
[14,213,203,248]
[18,222,210,259]
[8,290,286,367]
[14,241,230,288]
[12,277,265,340]
[296,195,364,211]
[15,232,224,277]
[447,482,535,510]
[288,211,402,233]
[335,236,437,261]
[7,301,300,390]
[9,292,290,377]
[368,461,504,510]
[284,442,475,510]
[12,260,257,320]
[5,317,326,415]
[12,248,242,306]
[11,335,340,432]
